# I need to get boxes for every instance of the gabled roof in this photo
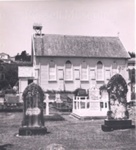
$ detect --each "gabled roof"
[33,34,130,58]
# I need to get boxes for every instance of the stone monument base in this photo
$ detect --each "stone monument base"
[19,127,47,136]
[101,119,135,132]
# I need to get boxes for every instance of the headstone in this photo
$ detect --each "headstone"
[19,83,47,135]
[44,93,54,115]
[101,74,135,131]
[55,93,62,103]
[89,87,100,100]
[101,90,108,101]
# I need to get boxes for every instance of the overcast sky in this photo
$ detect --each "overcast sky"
[0,0,135,56]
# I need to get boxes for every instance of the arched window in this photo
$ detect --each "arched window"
[97,61,104,80]
[81,61,88,80]
[65,60,73,80]
[49,60,56,81]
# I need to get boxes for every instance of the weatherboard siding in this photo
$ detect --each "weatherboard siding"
[35,57,128,91]
[40,65,48,91]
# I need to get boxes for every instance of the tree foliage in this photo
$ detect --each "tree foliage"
[128,68,135,83]
[15,50,31,62]
[128,51,135,58]
[0,63,18,90]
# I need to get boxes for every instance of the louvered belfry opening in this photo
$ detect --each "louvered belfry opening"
[33,23,43,36]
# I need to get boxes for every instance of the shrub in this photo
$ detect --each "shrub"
[5,89,16,94]
[73,88,88,97]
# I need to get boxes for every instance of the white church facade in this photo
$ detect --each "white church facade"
[18,30,130,97]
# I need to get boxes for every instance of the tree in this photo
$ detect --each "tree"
[0,63,18,90]
[128,52,135,58]
[15,53,21,61]
[128,68,136,100]
[15,50,31,61]
[128,68,135,83]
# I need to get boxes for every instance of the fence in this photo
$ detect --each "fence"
[72,96,109,117]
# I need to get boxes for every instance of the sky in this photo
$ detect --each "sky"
[0,0,135,56]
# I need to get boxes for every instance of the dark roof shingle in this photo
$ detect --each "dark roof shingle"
[33,34,130,58]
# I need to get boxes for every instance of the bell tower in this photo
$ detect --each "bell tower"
[33,23,43,35]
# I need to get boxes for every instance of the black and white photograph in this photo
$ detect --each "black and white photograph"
[0,0,135,150]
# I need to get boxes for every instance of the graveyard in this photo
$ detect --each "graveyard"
[0,105,135,150]
[0,75,135,150]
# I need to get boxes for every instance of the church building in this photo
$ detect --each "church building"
[18,26,130,96]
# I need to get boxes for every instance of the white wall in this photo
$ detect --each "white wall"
[35,56,129,92]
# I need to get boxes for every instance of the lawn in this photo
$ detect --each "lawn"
[0,107,135,150]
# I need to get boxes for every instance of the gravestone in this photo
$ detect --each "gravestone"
[89,87,100,100]
[55,93,62,103]
[44,93,54,115]
[89,87,101,111]
[101,90,108,101]
[101,74,135,131]
[19,83,47,135]
[55,93,63,109]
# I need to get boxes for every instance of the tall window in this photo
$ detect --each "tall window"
[97,61,104,80]
[49,60,56,81]
[74,69,80,80]
[35,69,39,79]
[65,60,73,81]
[112,61,117,76]
[58,69,64,80]
[105,69,111,80]
[90,68,95,80]
[81,61,88,80]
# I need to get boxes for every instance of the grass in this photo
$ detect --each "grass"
[44,114,65,121]
[0,106,135,150]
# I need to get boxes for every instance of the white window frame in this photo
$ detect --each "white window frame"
[80,61,89,81]
[90,68,96,80]
[65,61,73,81]
[58,69,64,80]
[112,61,117,76]
[96,61,104,81]
[48,61,57,81]
[74,69,80,80]
[105,68,111,81]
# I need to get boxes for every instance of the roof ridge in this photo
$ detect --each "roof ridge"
[40,34,118,38]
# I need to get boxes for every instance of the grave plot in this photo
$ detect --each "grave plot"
[44,92,73,113]
[43,93,71,121]
[71,87,109,119]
